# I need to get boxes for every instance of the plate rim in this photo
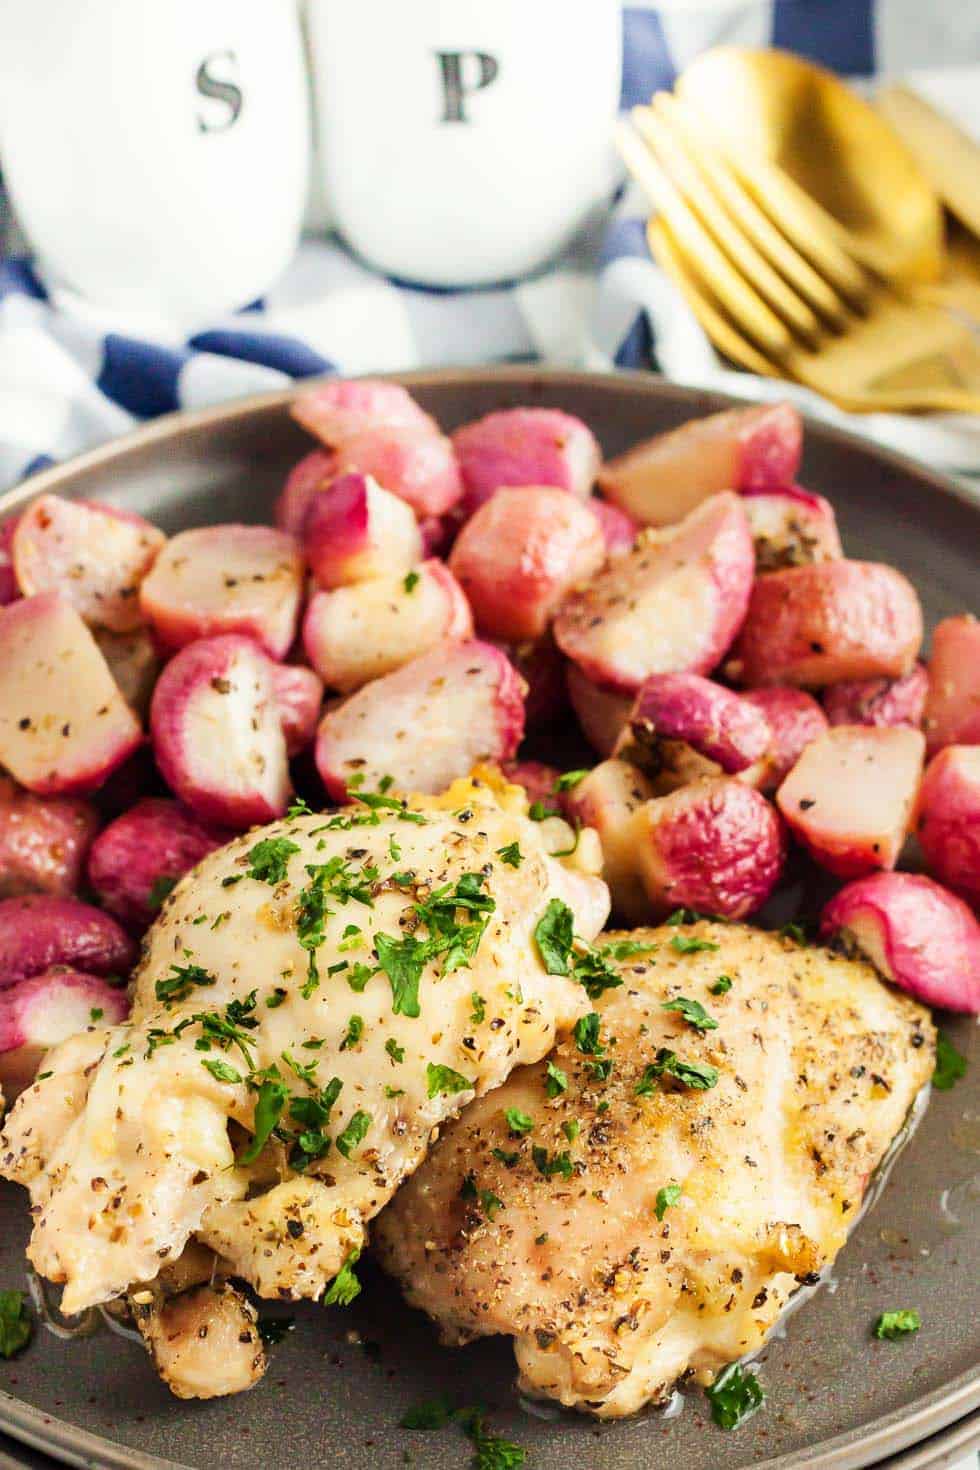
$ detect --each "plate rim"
[0,366,976,1470]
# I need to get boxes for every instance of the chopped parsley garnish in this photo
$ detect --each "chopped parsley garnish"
[655,1184,681,1220]
[147,874,178,910]
[562,1118,580,1143]
[470,992,486,1025]
[636,1048,719,1094]
[426,1063,473,1099]
[504,1107,533,1135]
[89,1007,103,1023]
[600,938,657,961]
[295,856,379,996]
[662,996,719,1032]
[492,1147,519,1166]
[201,1057,242,1084]
[267,987,288,1009]
[349,782,428,824]
[286,796,314,818]
[874,1309,921,1340]
[665,907,713,926]
[246,835,300,884]
[257,1315,295,1345]
[336,1110,372,1158]
[545,1060,568,1097]
[155,961,216,1005]
[384,1085,404,1099]
[339,1015,363,1051]
[462,1410,526,1469]
[933,1033,967,1091]
[238,1074,289,1165]
[527,801,560,821]
[779,921,810,945]
[534,898,575,974]
[385,1038,405,1064]
[585,1057,613,1081]
[323,1247,362,1306]
[401,1395,454,1430]
[495,841,523,868]
[403,569,420,593]
[710,975,733,995]
[573,1011,602,1054]
[572,945,623,1000]
[0,1291,32,1359]
[706,1363,765,1429]
[478,1187,504,1220]
[532,1146,574,1181]
[669,934,720,956]
[375,872,496,1017]
[554,769,590,791]
[346,962,377,992]
[374,932,428,1018]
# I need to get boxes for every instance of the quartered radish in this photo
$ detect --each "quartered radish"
[923,615,980,753]
[823,663,928,730]
[87,797,228,931]
[275,448,337,536]
[776,724,925,876]
[140,524,303,660]
[330,427,462,518]
[554,491,754,693]
[916,746,980,907]
[0,894,136,988]
[314,640,525,799]
[617,673,771,792]
[589,498,638,557]
[0,968,131,1097]
[566,662,632,757]
[742,686,828,791]
[452,407,601,514]
[563,759,655,922]
[291,378,436,447]
[741,485,842,570]
[150,635,291,829]
[0,779,98,899]
[270,663,324,756]
[302,472,422,590]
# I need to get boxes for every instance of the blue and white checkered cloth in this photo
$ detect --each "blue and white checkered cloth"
[1,0,979,494]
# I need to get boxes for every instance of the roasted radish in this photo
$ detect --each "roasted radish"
[776,725,925,876]
[150,635,291,828]
[742,686,828,790]
[452,407,601,513]
[589,498,637,557]
[314,640,525,799]
[0,969,131,1097]
[916,746,980,908]
[923,615,980,752]
[275,448,336,536]
[0,894,136,988]
[732,561,923,689]
[330,427,462,518]
[140,524,303,660]
[616,673,771,792]
[0,518,20,605]
[0,779,98,899]
[554,492,754,693]
[563,759,655,921]
[448,487,605,642]
[823,663,928,730]
[302,473,422,590]
[597,401,801,526]
[303,560,472,693]
[821,872,980,1013]
[635,776,786,919]
[0,594,142,796]
[741,485,842,570]
[270,663,324,756]
[499,760,563,811]
[291,378,436,447]
[93,626,161,719]
[566,662,632,756]
[87,798,228,931]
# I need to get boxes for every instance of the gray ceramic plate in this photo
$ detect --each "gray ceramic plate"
[0,370,976,1470]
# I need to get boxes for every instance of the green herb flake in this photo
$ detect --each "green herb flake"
[665,907,712,926]
[266,987,288,1009]
[492,1147,519,1167]
[554,769,590,791]
[562,1118,580,1143]
[323,1247,362,1306]
[375,933,428,1017]
[238,1074,289,1165]
[572,945,624,1000]
[495,841,523,869]
[89,1007,104,1023]
[335,1110,372,1159]
[534,898,575,975]
[385,1038,405,1064]
[527,800,561,822]
[426,1062,473,1099]
[0,1291,32,1359]
[710,974,733,995]
[636,1048,719,1095]
[155,961,216,1006]
[470,991,486,1025]
[246,835,300,885]
[933,1033,967,1091]
[401,1395,453,1431]
[545,1060,568,1098]
[662,996,719,1032]
[532,1146,574,1181]
[573,1011,602,1054]
[874,1309,921,1340]
[779,921,810,945]
[286,796,313,819]
[504,1107,533,1135]
[147,874,178,911]
[201,1057,242,1085]
[669,934,720,956]
[705,1362,765,1430]
[462,1411,526,1470]
[600,938,657,961]
[340,1015,363,1051]
[403,569,420,594]
[655,1183,681,1221]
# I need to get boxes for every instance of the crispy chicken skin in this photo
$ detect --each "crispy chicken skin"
[374,922,935,1417]
[0,780,608,1323]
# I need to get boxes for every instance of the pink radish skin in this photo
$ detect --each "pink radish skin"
[554,491,754,694]
[275,448,337,536]
[302,473,423,590]
[419,509,464,560]
[0,968,130,1097]
[742,686,829,791]
[597,402,802,527]
[13,496,165,632]
[0,894,136,988]
[776,725,925,877]
[823,663,929,730]
[93,626,160,719]
[270,663,324,756]
[87,797,229,931]
[314,640,525,800]
[923,615,980,753]
[563,759,655,922]
[494,634,568,732]
[0,779,98,899]
[589,499,638,558]
[732,561,923,689]
[0,518,20,606]
[916,746,980,908]
[0,593,142,796]
[820,873,980,1014]
[303,559,472,693]
[150,635,291,829]
[290,378,436,448]
[567,663,632,757]
[741,485,842,571]
[500,760,563,811]
[636,776,786,920]
[452,408,601,515]
[449,487,606,642]
[140,524,303,660]
[617,673,771,792]
[330,428,462,518]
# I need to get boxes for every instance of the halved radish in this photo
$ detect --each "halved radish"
[0,779,98,899]
[0,518,20,606]
[93,626,161,718]
[87,797,228,931]
[916,746,980,908]
[452,407,601,514]
[0,968,131,1097]
[776,725,925,876]
[823,663,928,730]
[448,487,605,642]
[923,615,980,753]
[303,559,472,693]
[563,759,655,922]
[140,524,303,660]
[597,402,802,526]
[150,635,291,828]
[636,776,786,919]
[290,378,436,446]
[742,686,828,791]
[589,498,638,557]
[270,663,324,755]
[330,427,462,518]
[13,495,165,632]
[732,561,923,689]
[741,485,842,570]
[275,448,336,536]
[0,594,142,796]
[314,640,525,799]
[821,872,980,1014]
[0,894,136,988]
[617,673,771,792]
[566,662,632,756]
[554,491,754,693]
[302,473,422,590]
